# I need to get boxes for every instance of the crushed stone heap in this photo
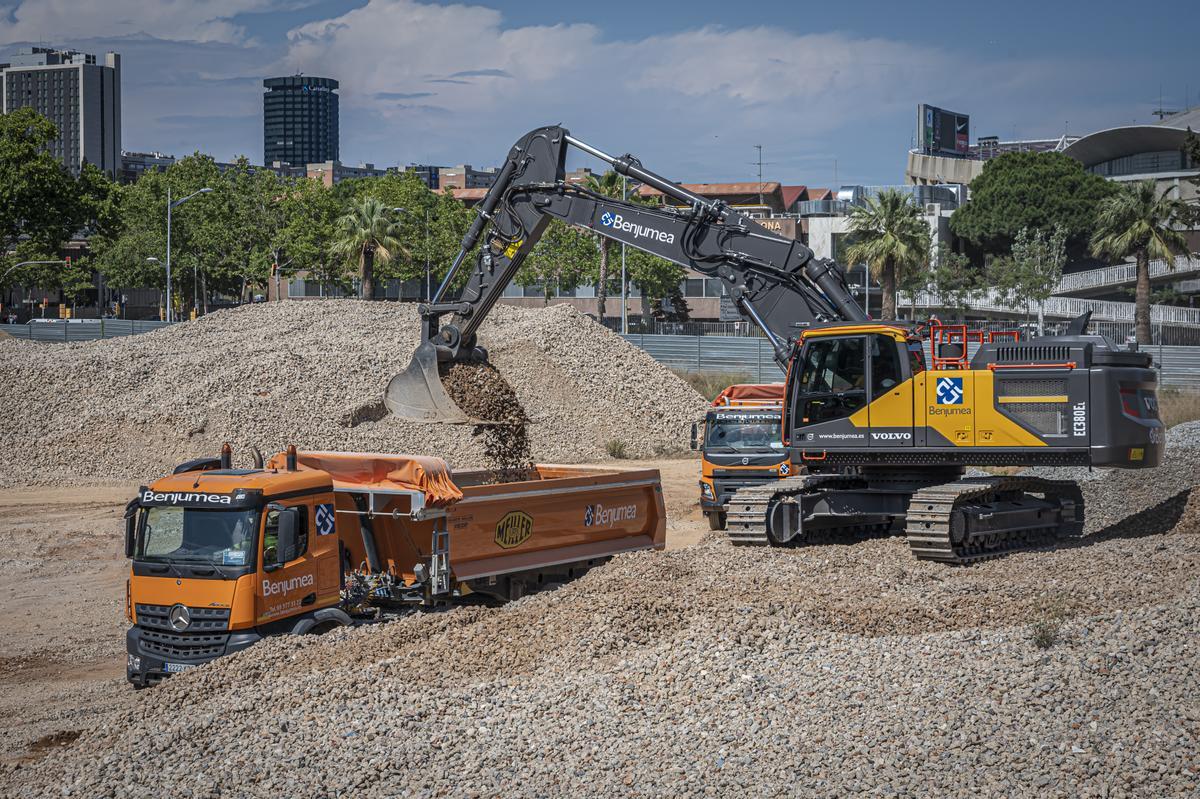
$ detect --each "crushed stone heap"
[0,301,707,486]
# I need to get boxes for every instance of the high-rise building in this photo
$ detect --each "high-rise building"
[263,75,339,166]
[0,47,121,176]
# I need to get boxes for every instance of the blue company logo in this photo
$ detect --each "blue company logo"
[315,503,335,535]
[779,462,791,476]
[600,212,615,227]
[936,377,964,405]
[584,504,594,526]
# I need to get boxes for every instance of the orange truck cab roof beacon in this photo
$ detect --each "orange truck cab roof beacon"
[124,447,665,687]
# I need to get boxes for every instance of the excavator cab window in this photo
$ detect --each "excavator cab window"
[870,335,904,401]
[795,336,867,425]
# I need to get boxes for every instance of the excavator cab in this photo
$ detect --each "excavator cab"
[784,326,919,455]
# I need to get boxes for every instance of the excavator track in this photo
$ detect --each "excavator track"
[725,474,885,547]
[904,477,1084,564]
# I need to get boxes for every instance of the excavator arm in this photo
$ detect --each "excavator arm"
[386,125,867,422]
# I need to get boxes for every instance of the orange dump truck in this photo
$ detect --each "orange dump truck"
[692,384,794,530]
[123,446,665,686]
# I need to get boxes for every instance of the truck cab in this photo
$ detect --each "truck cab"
[124,464,344,686]
[693,384,793,530]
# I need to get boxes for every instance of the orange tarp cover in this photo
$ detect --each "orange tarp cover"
[712,383,785,406]
[265,451,464,507]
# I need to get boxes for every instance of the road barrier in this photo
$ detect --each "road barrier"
[2,319,172,342]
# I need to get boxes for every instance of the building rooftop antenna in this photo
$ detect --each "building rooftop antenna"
[749,145,776,206]
[1152,84,1182,120]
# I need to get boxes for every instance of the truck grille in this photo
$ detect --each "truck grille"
[135,604,230,632]
[135,604,232,662]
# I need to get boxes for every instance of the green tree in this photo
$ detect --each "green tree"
[950,151,1115,256]
[516,219,596,303]
[0,108,92,303]
[1090,179,1190,344]
[1184,128,1200,228]
[344,172,473,295]
[843,189,931,320]
[331,197,405,299]
[91,154,226,317]
[272,177,347,296]
[1010,226,1067,333]
[584,170,625,319]
[928,245,985,316]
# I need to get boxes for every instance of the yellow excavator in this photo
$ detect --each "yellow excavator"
[385,125,1164,562]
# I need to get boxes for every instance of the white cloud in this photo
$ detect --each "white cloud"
[0,0,289,45]
[277,0,955,175]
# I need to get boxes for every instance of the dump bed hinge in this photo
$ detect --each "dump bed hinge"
[430,520,451,595]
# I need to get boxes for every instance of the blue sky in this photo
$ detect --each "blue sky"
[1,0,1196,187]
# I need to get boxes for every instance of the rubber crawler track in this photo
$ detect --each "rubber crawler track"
[905,476,1085,564]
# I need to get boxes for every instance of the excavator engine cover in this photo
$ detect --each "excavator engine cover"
[384,342,472,423]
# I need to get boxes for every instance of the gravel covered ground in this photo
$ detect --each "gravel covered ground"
[0,301,706,487]
[4,439,1198,798]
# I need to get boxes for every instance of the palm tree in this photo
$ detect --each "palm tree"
[331,198,405,300]
[843,190,931,321]
[1090,180,1189,344]
[584,170,625,319]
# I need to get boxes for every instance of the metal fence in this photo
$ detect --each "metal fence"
[1,319,173,342]
[619,333,1200,390]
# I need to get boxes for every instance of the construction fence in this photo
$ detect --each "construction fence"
[1,319,172,342]
[618,333,1200,391]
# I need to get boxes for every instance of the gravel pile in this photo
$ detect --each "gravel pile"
[5,452,1199,797]
[0,301,706,487]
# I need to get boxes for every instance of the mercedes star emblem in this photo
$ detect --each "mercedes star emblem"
[168,604,192,631]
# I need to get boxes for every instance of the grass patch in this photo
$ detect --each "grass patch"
[605,439,629,459]
[1029,596,1073,650]
[1158,389,1200,429]
[671,369,754,402]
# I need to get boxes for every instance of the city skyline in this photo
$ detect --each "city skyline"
[0,0,1196,186]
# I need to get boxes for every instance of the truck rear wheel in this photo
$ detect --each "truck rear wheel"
[707,512,727,531]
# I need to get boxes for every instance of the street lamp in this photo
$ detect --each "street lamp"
[394,207,432,301]
[165,186,212,322]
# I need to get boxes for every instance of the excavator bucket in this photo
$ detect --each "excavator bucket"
[384,343,471,423]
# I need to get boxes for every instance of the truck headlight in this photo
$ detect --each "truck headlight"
[700,482,714,499]
[127,654,141,672]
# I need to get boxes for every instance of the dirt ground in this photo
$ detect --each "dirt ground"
[0,457,708,764]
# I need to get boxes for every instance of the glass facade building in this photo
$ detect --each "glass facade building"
[263,75,339,166]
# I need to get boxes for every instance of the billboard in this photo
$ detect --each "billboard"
[918,104,970,156]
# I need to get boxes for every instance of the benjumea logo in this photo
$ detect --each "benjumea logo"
[599,213,675,244]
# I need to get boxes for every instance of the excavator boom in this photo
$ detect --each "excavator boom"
[386,125,865,421]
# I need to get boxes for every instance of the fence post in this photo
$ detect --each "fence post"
[696,334,702,373]
[757,340,763,382]
[100,318,105,339]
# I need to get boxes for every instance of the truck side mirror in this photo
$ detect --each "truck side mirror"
[276,508,299,564]
[124,499,139,558]
[690,422,699,451]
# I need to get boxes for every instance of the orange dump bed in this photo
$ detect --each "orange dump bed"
[712,383,784,407]
[277,451,666,585]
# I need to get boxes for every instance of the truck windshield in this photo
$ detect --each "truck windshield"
[705,419,783,453]
[137,507,258,567]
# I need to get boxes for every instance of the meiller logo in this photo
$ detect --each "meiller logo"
[262,573,314,597]
[599,212,675,244]
[141,490,232,505]
[584,502,638,527]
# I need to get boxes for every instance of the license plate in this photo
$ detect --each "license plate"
[165,662,196,673]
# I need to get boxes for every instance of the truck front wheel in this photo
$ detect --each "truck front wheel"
[707,512,727,531]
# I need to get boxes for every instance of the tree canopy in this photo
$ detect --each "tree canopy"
[949,151,1116,256]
